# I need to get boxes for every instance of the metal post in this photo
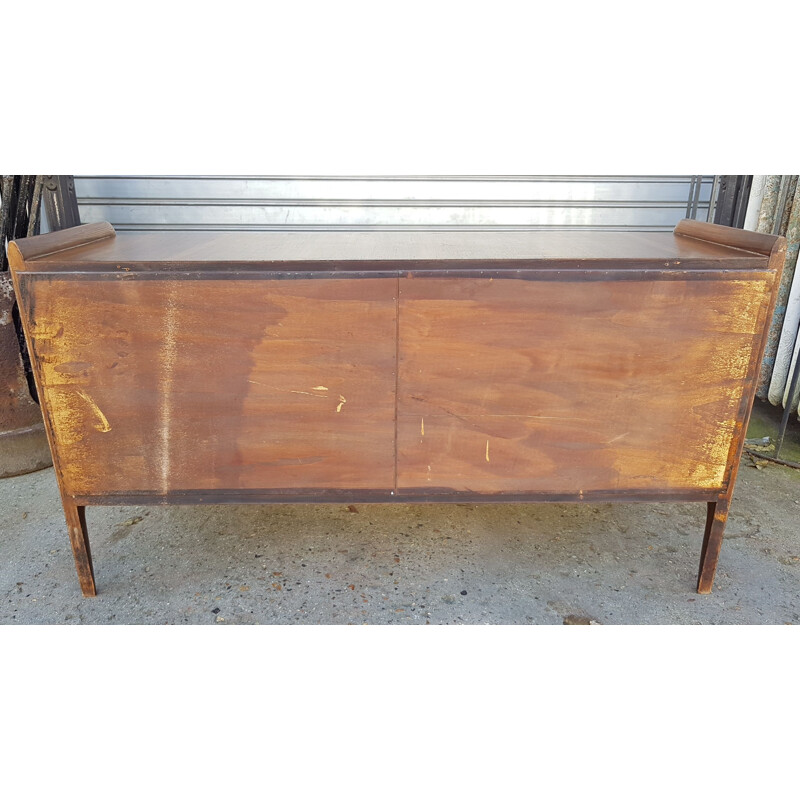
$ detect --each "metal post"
[686,176,702,220]
[27,176,43,237]
[772,176,791,236]
[706,176,720,223]
[42,175,81,231]
[775,336,800,457]
[712,176,753,228]
[732,176,753,228]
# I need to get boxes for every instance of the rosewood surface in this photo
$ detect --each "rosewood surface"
[8,220,786,598]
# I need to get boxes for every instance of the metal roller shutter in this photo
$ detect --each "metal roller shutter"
[74,175,714,232]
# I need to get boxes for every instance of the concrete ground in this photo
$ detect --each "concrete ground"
[2,402,799,625]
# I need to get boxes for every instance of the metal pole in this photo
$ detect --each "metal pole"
[27,176,43,237]
[42,175,81,232]
[706,176,720,223]
[772,176,791,235]
[776,334,800,457]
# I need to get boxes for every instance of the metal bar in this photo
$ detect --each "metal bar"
[713,176,735,225]
[712,176,751,228]
[743,450,800,470]
[95,223,694,233]
[27,176,43,237]
[686,176,698,219]
[76,174,717,183]
[692,176,704,219]
[13,177,35,241]
[732,176,753,228]
[706,176,720,223]
[76,197,706,208]
[772,176,791,235]
[775,327,800,457]
[0,177,12,271]
[42,175,81,231]
[743,175,766,231]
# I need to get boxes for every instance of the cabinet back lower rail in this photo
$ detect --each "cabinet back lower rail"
[70,489,723,505]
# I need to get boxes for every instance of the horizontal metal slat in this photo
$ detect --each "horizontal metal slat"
[77,174,716,182]
[75,176,713,204]
[77,197,707,208]
[77,202,702,228]
[90,223,689,233]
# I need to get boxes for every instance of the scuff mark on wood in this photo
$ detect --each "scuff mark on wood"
[261,456,324,467]
[76,390,111,432]
[31,322,63,340]
[247,380,328,397]
[336,395,347,413]
[54,361,92,376]
[159,286,179,493]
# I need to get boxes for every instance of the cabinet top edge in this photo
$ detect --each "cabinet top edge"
[9,223,779,273]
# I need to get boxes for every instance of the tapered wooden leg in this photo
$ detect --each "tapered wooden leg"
[63,500,96,597]
[698,501,717,572]
[697,498,729,594]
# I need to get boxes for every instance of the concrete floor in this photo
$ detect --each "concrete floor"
[2,449,799,624]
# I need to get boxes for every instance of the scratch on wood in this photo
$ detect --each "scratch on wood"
[247,380,328,397]
[485,440,490,462]
[336,395,347,413]
[76,390,111,432]
[313,385,329,391]
[421,417,424,436]
[262,456,325,467]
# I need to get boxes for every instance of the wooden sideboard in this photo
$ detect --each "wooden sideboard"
[8,220,786,597]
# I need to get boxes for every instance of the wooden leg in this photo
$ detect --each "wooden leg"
[697,497,729,594]
[63,500,96,597]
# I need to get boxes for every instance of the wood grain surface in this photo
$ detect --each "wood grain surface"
[674,218,782,257]
[16,277,397,495]
[396,276,773,494]
[9,226,771,272]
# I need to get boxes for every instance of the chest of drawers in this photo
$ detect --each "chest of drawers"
[9,220,785,596]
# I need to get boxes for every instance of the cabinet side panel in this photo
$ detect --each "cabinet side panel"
[397,276,772,494]
[20,276,397,494]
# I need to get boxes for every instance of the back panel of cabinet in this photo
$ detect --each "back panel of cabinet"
[396,276,771,494]
[19,277,398,495]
